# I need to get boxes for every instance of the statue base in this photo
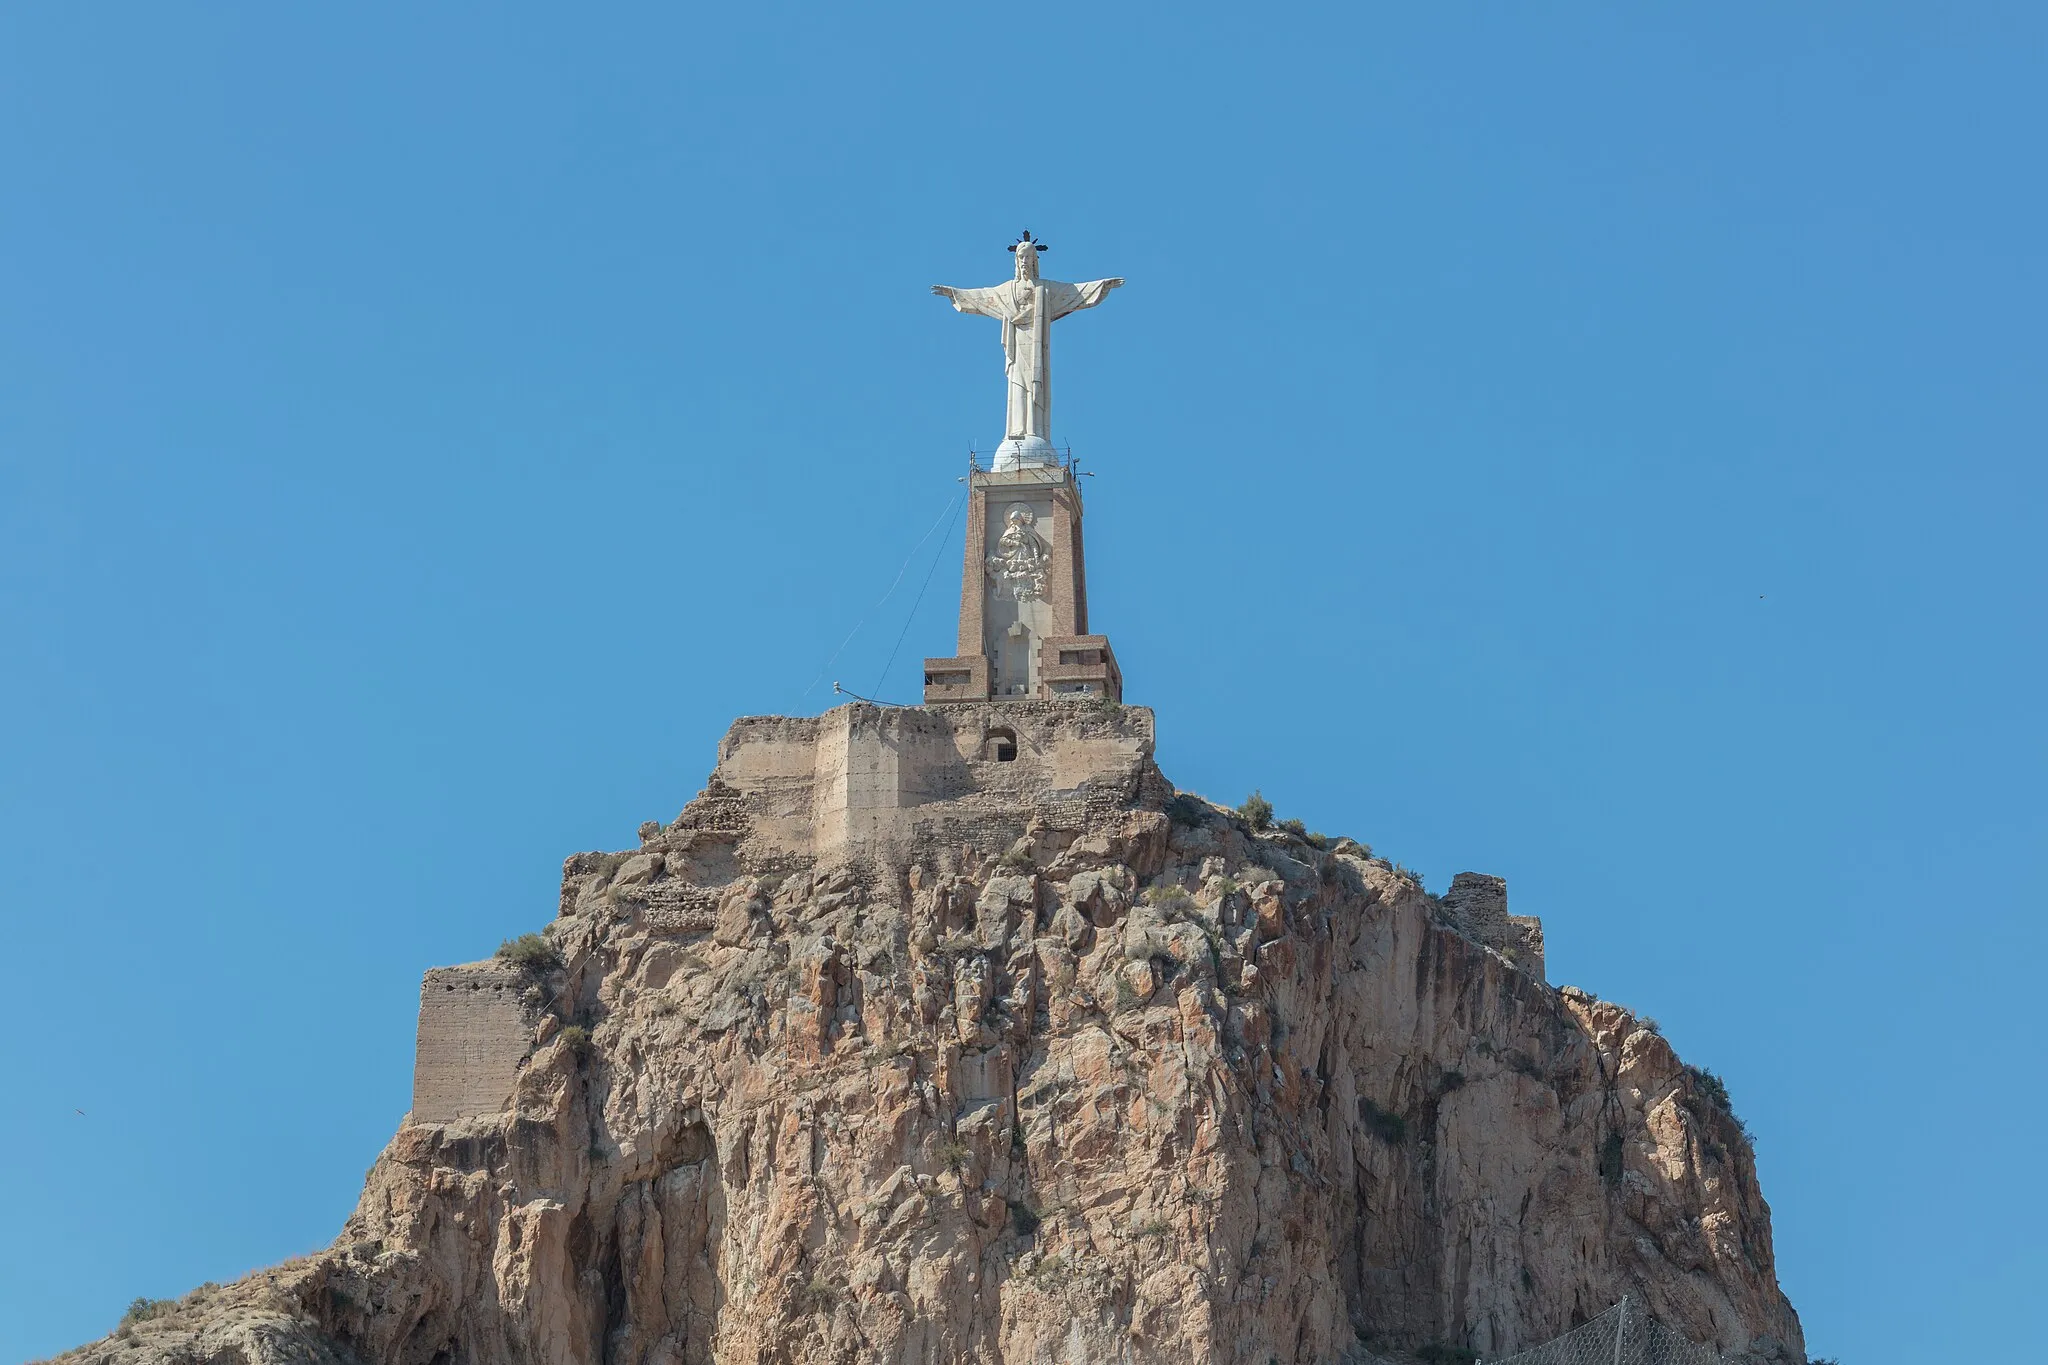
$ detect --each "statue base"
[989,436,1060,472]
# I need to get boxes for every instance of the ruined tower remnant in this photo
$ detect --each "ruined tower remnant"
[924,232,1124,703]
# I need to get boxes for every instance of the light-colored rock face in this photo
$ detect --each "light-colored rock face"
[56,704,1803,1365]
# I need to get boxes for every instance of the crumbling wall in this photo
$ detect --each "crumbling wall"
[1440,870,1547,980]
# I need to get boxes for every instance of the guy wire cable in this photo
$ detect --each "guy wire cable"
[797,488,964,708]
[872,491,966,699]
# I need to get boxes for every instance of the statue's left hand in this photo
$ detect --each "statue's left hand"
[931,285,955,298]
[1104,278,1126,289]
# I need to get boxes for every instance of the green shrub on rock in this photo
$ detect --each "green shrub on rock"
[497,933,561,975]
[1237,790,1274,831]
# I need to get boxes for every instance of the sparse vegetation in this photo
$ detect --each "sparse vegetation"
[1687,1064,1731,1111]
[1278,817,1309,839]
[1131,1217,1172,1238]
[1112,975,1141,1012]
[936,1137,973,1172]
[1440,1069,1466,1093]
[1305,831,1329,850]
[1358,1097,1407,1144]
[1392,864,1425,891]
[1683,1064,1754,1145]
[1008,1199,1042,1235]
[998,846,1035,872]
[800,1275,840,1309]
[1639,1016,1663,1036]
[1026,1253,1068,1286]
[1140,884,1194,916]
[497,933,562,975]
[1164,793,1205,829]
[558,1024,593,1056]
[1237,790,1274,831]
[119,1299,178,1331]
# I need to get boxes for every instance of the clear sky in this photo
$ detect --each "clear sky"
[3,5,2041,1361]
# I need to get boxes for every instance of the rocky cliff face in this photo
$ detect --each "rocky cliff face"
[59,704,1803,1365]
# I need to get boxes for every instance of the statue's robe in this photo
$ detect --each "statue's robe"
[938,276,1120,442]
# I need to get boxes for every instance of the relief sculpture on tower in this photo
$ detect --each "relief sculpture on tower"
[987,505,1049,601]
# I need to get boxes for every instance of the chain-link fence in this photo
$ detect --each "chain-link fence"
[1346,1298,1726,1365]
[1485,1298,1721,1365]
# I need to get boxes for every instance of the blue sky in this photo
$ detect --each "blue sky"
[2,5,2042,1361]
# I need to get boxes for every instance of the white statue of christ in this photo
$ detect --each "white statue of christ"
[932,231,1123,470]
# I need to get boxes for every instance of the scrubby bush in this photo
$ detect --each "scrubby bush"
[998,846,1035,872]
[497,933,561,975]
[1305,831,1329,850]
[1238,790,1274,831]
[1683,1064,1756,1145]
[1278,817,1309,839]
[557,1024,593,1056]
[119,1299,178,1330]
[1140,884,1194,915]
[1392,863,1425,891]
[1687,1064,1732,1112]
[1165,793,1207,827]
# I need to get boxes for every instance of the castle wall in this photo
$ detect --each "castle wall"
[711,701,1155,864]
[1440,871,1547,981]
[410,962,534,1124]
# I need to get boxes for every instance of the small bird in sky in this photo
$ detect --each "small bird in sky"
[75,1108,85,1116]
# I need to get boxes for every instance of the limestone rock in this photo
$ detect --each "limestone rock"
[52,703,1804,1365]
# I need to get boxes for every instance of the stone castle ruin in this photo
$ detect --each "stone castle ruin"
[67,236,1805,1365]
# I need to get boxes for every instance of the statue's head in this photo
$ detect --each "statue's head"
[1008,229,1046,281]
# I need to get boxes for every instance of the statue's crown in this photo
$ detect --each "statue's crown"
[1007,229,1048,254]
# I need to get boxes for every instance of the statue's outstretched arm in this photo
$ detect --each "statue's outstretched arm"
[932,284,1008,319]
[1047,277,1124,320]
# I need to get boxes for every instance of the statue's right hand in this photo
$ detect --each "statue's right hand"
[931,285,954,298]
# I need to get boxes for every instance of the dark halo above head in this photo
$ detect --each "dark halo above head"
[1008,228,1049,253]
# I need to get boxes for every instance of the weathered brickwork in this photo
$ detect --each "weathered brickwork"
[409,961,534,1124]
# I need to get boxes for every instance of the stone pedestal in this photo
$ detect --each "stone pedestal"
[923,464,1121,703]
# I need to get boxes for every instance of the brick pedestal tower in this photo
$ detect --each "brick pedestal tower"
[922,459,1121,704]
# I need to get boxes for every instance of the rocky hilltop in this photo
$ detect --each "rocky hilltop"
[59,703,1803,1365]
